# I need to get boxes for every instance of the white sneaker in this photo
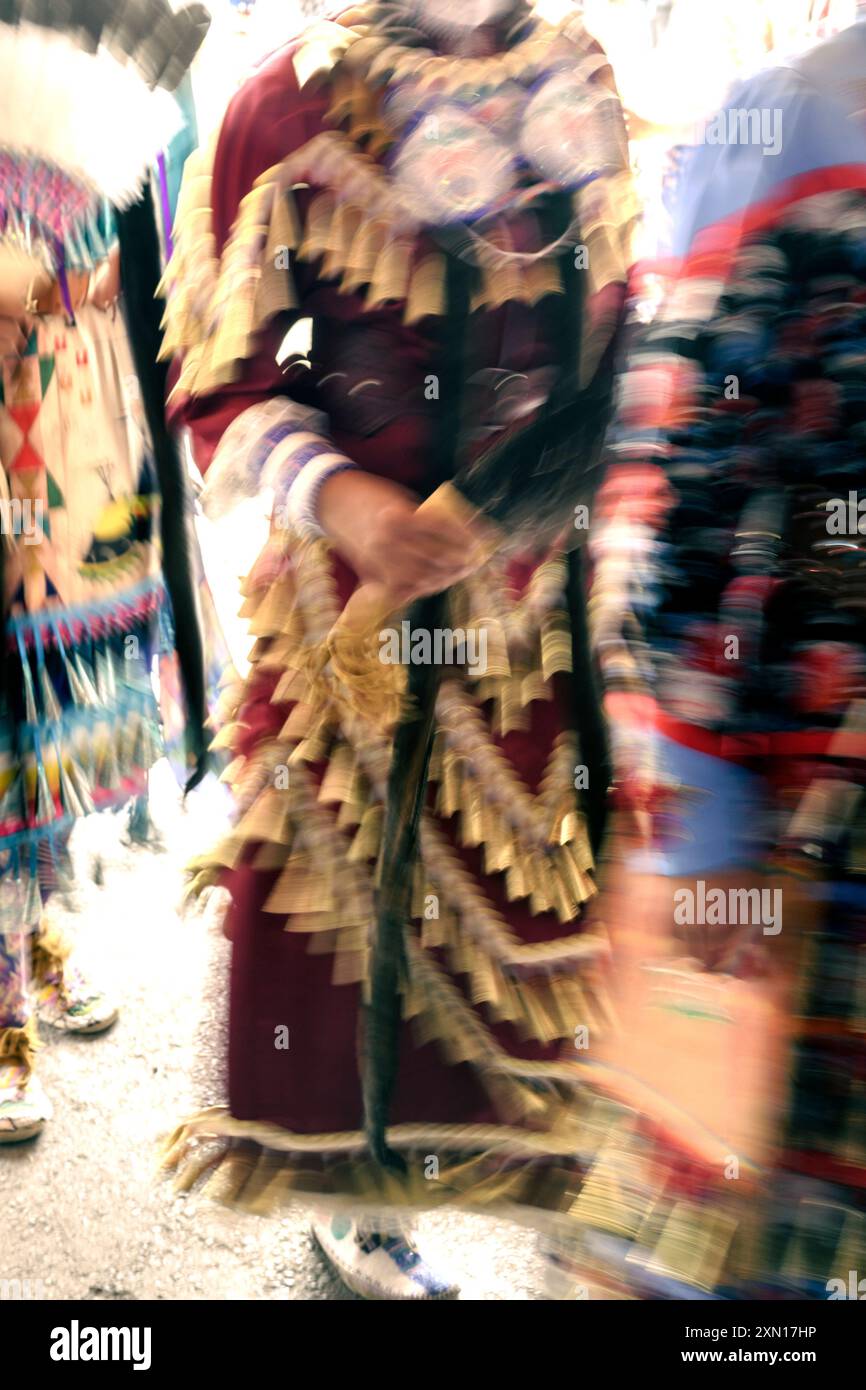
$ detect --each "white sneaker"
[31,918,119,1035]
[33,958,118,1035]
[312,1215,460,1300]
[0,1059,52,1143]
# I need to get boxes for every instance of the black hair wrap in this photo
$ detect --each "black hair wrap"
[362,190,615,1168]
[115,187,208,796]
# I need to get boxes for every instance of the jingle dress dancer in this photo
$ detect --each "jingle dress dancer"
[160,1,636,1298]
[0,2,209,1142]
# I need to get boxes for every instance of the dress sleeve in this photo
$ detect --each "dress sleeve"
[163,44,331,474]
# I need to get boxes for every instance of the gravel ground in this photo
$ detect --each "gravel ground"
[2,761,548,1301]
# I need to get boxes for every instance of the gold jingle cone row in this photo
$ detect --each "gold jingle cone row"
[186,524,612,1048]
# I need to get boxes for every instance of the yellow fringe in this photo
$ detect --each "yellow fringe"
[30,918,72,986]
[0,1019,39,1075]
[158,1082,621,1225]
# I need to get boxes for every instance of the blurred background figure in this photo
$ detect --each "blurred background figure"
[587,0,861,281]
[0,3,209,1142]
[583,10,866,1298]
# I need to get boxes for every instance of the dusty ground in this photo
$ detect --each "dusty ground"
[2,762,548,1301]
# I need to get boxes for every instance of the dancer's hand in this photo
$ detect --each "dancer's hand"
[604,693,658,850]
[318,470,484,603]
[0,314,32,359]
[612,771,654,849]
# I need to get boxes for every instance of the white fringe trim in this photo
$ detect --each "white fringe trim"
[0,23,182,205]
